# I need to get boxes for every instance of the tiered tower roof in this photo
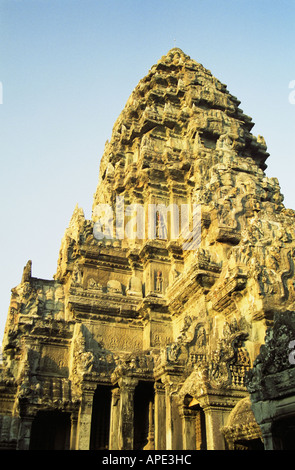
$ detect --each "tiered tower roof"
[93,47,269,214]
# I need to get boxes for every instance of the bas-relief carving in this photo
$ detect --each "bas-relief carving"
[39,345,69,377]
[86,277,102,291]
[98,325,142,353]
[0,48,294,450]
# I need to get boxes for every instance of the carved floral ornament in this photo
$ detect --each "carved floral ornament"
[156,315,251,395]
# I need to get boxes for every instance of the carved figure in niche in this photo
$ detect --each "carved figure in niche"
[141,133,154,151]
[210,345,230,387]
[176,315,193,343]
[153,334,161,347]
[155,271,163,293]
[72,326,96,378]
[87,277,102,291]
[230,237,254,268]
[219,198,235,227]
[190,326,207,362]
[72,264,83,287]
[167,343,180,362]
[216,134,233,152]
[156,211,167,239]
[195,327,206,349]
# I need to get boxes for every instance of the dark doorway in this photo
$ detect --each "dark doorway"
[90,385,112,450]
[133,381,154,450]
[29,410,71,450]
[272,416,295,450]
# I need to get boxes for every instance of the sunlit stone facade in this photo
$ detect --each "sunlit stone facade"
[1,49,295,450]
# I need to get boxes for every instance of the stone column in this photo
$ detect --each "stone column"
[144,401,155,450]
[117,377,138,450]
[202,404,229,450]
[163,376,182,450]
[180,407,197,450]
[154,381,166,450]
[69,413,78,450]
[17,416,34,450]
[109,387,120,450]
[76,386,96,450]
[259,422,275,450]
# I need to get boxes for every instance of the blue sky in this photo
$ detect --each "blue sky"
[0,0,294,341]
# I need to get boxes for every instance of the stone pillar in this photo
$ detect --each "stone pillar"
[117,377,138,450]
[76,386,96,450]
[109,387,120,450]
[144,401,155,450]
[70,413,78,450]
[180,407,197,450]
[250,401,276,449]
[17,416,34,450]
[163,377,182,450]
[154,381,166,450]
[259,422,275,450]
[202,405,229,450]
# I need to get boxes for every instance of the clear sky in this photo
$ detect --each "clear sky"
[0,0,295,341]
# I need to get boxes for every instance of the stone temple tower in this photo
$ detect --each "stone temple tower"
[1,48,295,450]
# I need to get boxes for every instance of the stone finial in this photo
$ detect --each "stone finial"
[21,260,32,284]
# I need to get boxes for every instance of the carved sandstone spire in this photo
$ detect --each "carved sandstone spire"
[92,47,269,216]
